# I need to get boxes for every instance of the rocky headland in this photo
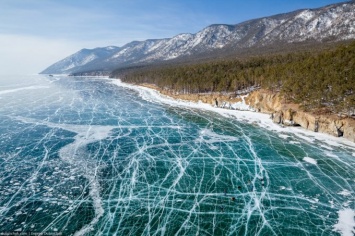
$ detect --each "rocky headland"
[139,83,355,143]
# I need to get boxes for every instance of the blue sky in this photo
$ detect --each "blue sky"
[0,0,349,74]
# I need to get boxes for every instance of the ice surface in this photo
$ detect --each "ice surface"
[0,85,49,95]
[325,152,339,159]
[333,209,355,236]
[303,157,317,165]
[0,75,354,235]
[337,190,352,197]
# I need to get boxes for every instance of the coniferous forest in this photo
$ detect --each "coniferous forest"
[112,41,355,116]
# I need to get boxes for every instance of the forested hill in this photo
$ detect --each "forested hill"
[112,40,355,116]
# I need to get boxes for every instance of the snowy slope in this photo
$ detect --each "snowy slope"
[41,46,120,74]
[41,1,355,75]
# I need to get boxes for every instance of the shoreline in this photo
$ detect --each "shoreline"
[110,79,355,149]
[137,83,355,143]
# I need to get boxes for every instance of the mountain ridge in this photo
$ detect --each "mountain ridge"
[40,1,355,75]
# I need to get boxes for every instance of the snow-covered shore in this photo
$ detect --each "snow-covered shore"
[111,79,355,149]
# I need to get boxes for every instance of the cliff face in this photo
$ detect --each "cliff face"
[245,90,283,113]
[274,110,355,142]
[245,90,355,142]
[139,83,355,142]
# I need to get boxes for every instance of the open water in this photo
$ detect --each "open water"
[0,75,354,235]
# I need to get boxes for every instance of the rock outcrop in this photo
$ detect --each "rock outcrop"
[245,90,282,113]
[139,83,355,142]
[245,90,355,142]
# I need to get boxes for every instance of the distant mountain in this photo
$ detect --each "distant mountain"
[40,1,355,75]
[41,46,120,74]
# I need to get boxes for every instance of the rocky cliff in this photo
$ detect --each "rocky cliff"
[270,107,355,142]
[246,90,355,142]
[141,84,355,142]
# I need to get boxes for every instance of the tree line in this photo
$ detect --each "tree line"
[112,41,355,115]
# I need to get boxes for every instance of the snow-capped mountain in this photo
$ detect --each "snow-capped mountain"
[41,46,120,74]
[41,1,355,75]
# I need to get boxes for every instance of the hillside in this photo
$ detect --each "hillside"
[41,1,355,75]
[114,40,355,117]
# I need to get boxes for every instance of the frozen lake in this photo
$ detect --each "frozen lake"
[0,75,354,235]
